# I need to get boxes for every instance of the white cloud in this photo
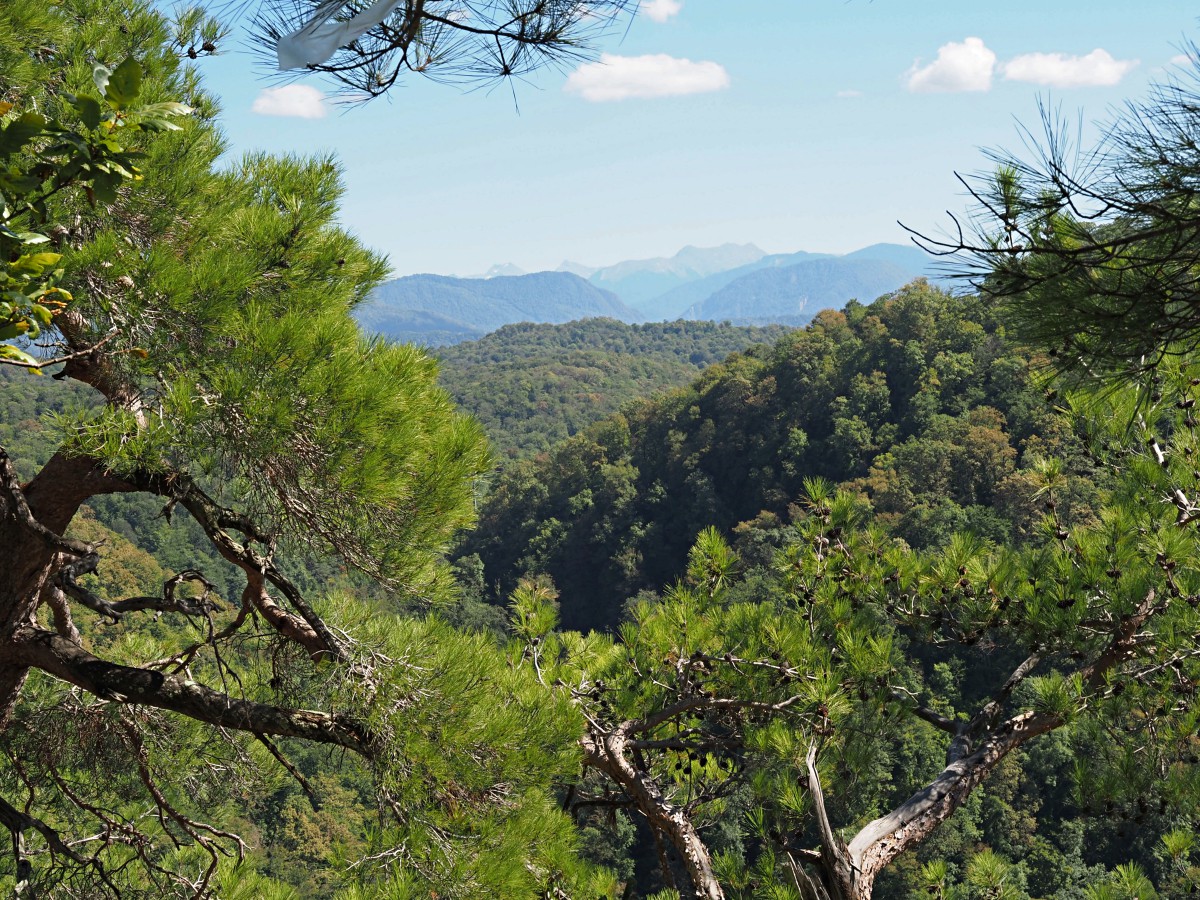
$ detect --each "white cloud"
[251,84,328,119]
[1170,53,1192,66]
[640,0,682,23]
[564,53,729,102]
[836,89,863,99]
[906,37,995,93]
[1002,49,1138,88]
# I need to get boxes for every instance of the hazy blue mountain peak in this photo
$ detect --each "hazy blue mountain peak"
[591,243,767,282]
[556,260,598,278]
[477,262,526,279]
[357,270,641,347]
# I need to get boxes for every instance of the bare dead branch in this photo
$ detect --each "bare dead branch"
[255,732,318,804]
[0,328,121,371]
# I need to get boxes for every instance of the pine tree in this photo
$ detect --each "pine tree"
[0,1,603,895]
[247,0,634,98]
[911,51,1200,380]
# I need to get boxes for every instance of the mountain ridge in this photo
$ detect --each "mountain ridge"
[360,243,937,346]
[586,243,768,308]
[684,257,918,323]
[356,270,640,345]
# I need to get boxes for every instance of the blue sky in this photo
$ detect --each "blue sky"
[200,2,1200,276]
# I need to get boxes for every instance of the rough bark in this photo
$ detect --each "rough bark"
[242,575,330,661]
[22,451,135,534]
[815,588,1165,898]
[0,448,88,725]
[804,744,856,899]
[843,711,1059,893]
[582,725,724,900]
[9,626,371,753]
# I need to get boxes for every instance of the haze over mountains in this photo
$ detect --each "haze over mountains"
[355,272,638,346]
[356,242,936,345]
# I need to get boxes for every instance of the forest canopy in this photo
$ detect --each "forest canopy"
[435,319,792,461]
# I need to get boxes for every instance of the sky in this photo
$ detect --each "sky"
[199,1,1200,277]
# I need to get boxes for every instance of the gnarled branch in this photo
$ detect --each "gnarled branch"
[9,626,371,754]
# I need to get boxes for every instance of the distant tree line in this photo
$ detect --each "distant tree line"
[436,319,792,461]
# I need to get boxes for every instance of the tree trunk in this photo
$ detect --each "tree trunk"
[0,449,125,724]
[822,711,1061,897]
[22,451,133,534]
[582,727,724,900]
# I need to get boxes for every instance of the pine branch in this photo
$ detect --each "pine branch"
[8,626,371,753]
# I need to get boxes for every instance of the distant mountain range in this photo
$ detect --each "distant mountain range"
[358,243,937,345]
[355,272,640,345]
[684,256,918,324]
[585,243,768,308]
[637,249,833,321]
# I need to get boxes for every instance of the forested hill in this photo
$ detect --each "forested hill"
[458,280,1090,632]
[434,318,792,460]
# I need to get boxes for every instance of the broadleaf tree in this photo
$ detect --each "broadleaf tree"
[487,53,1200,900]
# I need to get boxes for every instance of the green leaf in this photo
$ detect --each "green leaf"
[138,101,194,118]
[137,117,183,133]
[75,96,103,130]
[52,158,84,187]
[105,58,142,109]
[104,159,135,179]
[46,133,90,154]
[91,171,122,204]
[0,112,47,157]
[0,173,40,193]
[0,320,31,340]
[9,252,63,275]
[0,343,38,367]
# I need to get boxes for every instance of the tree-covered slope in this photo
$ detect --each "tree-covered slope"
[458,280,1087,632]
[0,367,97,479]
[435,318,792,460]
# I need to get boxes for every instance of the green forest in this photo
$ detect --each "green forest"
[458,282,1082,632]
[435,319,792,461]
[1,2,1199,900]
